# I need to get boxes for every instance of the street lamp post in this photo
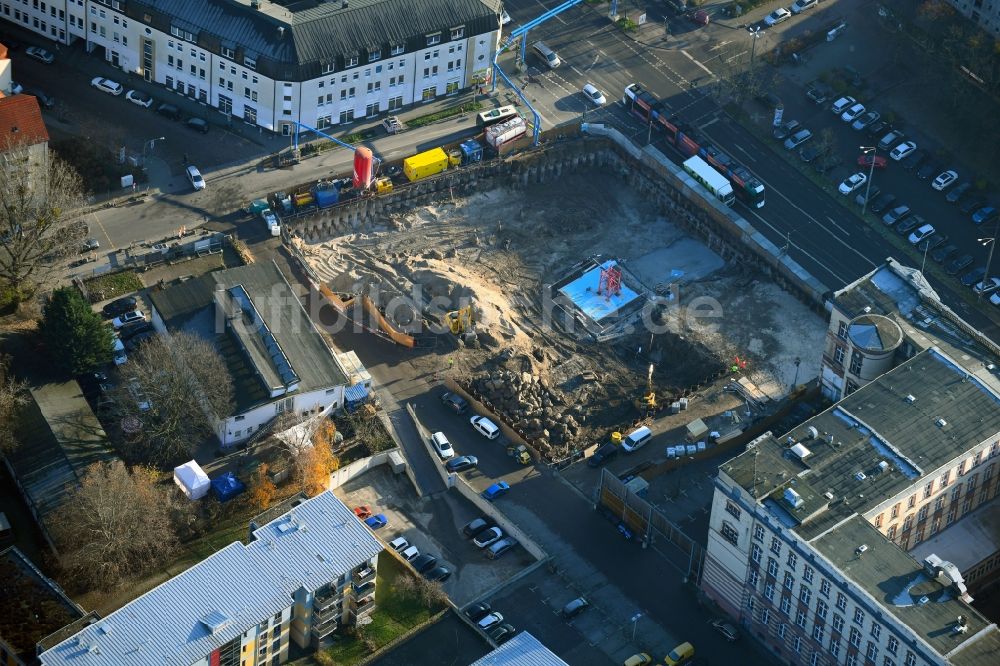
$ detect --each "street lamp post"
[143,136,165,157]
[749,26,763,69]
[630,612,642,641]
[859,145,878,218]
[978,217,1000,300]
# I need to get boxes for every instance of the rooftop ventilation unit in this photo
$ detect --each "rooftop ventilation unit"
[790,443,812,460]
[855,544,869,556]
[805,426,819,440]
[936,418,947,428]
[784,488,804,509]
[98,623,112,635]
[200,610,233,635]
[905,394,916,403]
[823,491,834,501]
[855,471,867,481]
[918,596,930,605]
[877,461,889,474]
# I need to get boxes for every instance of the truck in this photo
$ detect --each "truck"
[682,155,735,206]
[403,147,450,182]
[261,208,280,237]
[485,116,527,151]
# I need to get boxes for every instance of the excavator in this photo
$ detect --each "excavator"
[634,363,656,415]
[446,306,474,335]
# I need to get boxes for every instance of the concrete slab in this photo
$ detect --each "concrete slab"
[557,260,641,323]
[630,239,725,286]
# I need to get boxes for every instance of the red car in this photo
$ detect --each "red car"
[688,10,710,26]
[353,505,372,519]
[857,154,888,169]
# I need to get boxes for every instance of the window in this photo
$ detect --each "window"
[908,494,916,509]
[874,513,883,528]
[918,506,928,521]
[887,524,897,540]
[834,345,846,365]
[767,558,779,577]
[871,622,881,640]
[784,572,795,591]
[800,586,812,606]
[836,593,847,612]
[793,636,802,653]
[771,536,782,556]
[725,500,742,520]
[934,496,945,511]
[761,608,770,625]
[830,638,841,658]
[939,471,950,488]
[721,522,739,547]
[751,544,762,563]
[787,552,798,570]
[924,481,934,498]
[779,595,791,615]
[813,622,825,642]
[904,652,916,666]
[849,350,863,375]
[748,569,760,588]
[754,525,765,542]
[820,579,831,597]
[846,655,857,666]
[390,44,404,56]
[795,608,807,628]
[812,653,821,666]
[346,55,358,67]
[887,637,899,656]
[833,614,844,632]
[903,515,913,530]
[853,608,865,626]
[321,62,333,74]
[777,623,786,639]
[748,597,755,613]
[764,581,775,601]
[244,56,256,70]
[816,600,828,620]
[426,32,441,46]
[450,26,464,39]
[221,46,234,58]
[884,659,896,666]
[891,503,900,519]
[849,626,861,647]
[803,566,814,584]
[339,109,355,124]
[837,321,848,339]
[368,48,380,61]
[867,642,879,661]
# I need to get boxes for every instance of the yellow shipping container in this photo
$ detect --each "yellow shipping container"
[403,147,449,182]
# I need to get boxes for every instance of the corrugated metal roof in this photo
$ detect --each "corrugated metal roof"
[39,492,382,666]
[468,631,569,666]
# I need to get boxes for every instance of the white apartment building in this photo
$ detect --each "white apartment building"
[943,0,1000,37]
[0,0,501,134]
[38,491,384,666]
[702,347,1000,666]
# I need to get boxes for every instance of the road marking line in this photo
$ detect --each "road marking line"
[681,50,715,77]
[724,50,749,63]
[744,208,849,284]
[826,216,851,236]
[732,143,757,163]
[534,0,567,24]
[571,66,585,76]
[90,212,116,251]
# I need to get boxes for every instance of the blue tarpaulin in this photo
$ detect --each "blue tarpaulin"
[211,472,245,502]
[345,384,369,412]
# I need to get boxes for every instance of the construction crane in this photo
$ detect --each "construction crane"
[491,0,585,146]
[635,363,656,415]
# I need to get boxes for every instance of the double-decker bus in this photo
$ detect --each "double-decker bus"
[683,156,735,206]
[622,83,766,208]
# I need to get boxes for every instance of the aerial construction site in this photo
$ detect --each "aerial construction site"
[296,156,826,459]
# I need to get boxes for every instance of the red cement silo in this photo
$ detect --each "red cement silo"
[353,146,374,190]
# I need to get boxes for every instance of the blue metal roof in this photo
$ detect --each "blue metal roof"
[469,631,569,666]
[345,383,369,403]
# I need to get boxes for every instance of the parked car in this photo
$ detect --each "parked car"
[463,517,491,538]
[664,642,696,666]
[869,193,897,215]
[624,654,653,666]
[186,116,209,133]
[25,46,54,64]
[687,9,710,25]
[805,82,831,105]
[411,554,437,573]
[24,87,55,109]
[973,206,998,226]
[562,597,590,618]
[840,103,866,123]
[364,514,388,529]
[488,623,516,643]
[478,612,504,630]
[440,391,469,414]
[932,244,958,264]
[470,415,501,439]
[389,536,409,552]
[866,120,890,140]
[465,602,492,622]
[112,339,127,366]
[877,129,905,151]
[932,170,959,191]
[839,172,867,195]
[125,89,154,108]
[400,545,419,561]
[473,527,504,548]
[424,565,451,582]
[485,537,517,559]
[855,185,881,207]
[962,267,988,287]
[882,205,911,226]
[102,296,137,318]
[791,0,818,13]
[901,149,929,172]
[710,619,739,642]
[946,181,973,203]
[773,119,800,140]
[119,321,153,341]
[973,277,1000,295]
[830,96,856,115]
[112,310,146,329]
[588,441,619,467]
[913,223,940,246]
[430,432,455,460]
[890,141,917,161]
[783,128,812,150]
[764,7,791,25]
[961,196,988,215]
[895,216,923,237]
[186,165,206,191]
[852,110,880,130]
[916,162,939,180]
[798,145,824,163]
[946,254,974,275]
[124,331,156,352]
[482,481,510,501]
[156,103,181,120]
[857,153,887,169]
[90,77,124,96]
[353,505,372,519]
[445,455,478,473]
[908,224,936,245]
[582,83,606,106]
[992,292,1000,306]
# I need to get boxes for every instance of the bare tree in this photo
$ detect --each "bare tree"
[50,461,178,590]
[0,355,27,455]
[111,331,234,466]
[0,138,86,302]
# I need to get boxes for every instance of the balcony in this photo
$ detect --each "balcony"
[353,595,375,613]
[314,615,339,639]
[314,588,343,611]
[352,581,376,597]
[353,565,376,585]
[314,602,342,623]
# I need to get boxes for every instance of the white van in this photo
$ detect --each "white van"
[532,41,561,68]
[621,426,653,453]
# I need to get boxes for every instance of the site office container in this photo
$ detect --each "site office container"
[403,147,450,182]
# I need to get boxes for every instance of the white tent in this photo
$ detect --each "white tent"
[173,460,210,500]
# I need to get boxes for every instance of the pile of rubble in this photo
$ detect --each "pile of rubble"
[471,369,588,457]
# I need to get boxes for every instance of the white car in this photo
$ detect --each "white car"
[91,77,124,96]
[186,165,206,191]
[473,527,503,548]
[25,46,55,64]
[791,0,818,13]
[389,536,409,552]
[890,141,918,161]
[932,170,958,191]
[838,172,867,195]
[582,83,606,106]
[991,291,1000,307]
[973,277,1000,295]
[112,310,146,329]
[470,415,500,440]
[112,339,127,366]
[908,223,936,245]
[830,96,856,115]
[478,612,504,630]
[840,103,866,123]
[125,89,154,108]
[430,432,455,460]
[764,8,792,26]
[500,9,512,25]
